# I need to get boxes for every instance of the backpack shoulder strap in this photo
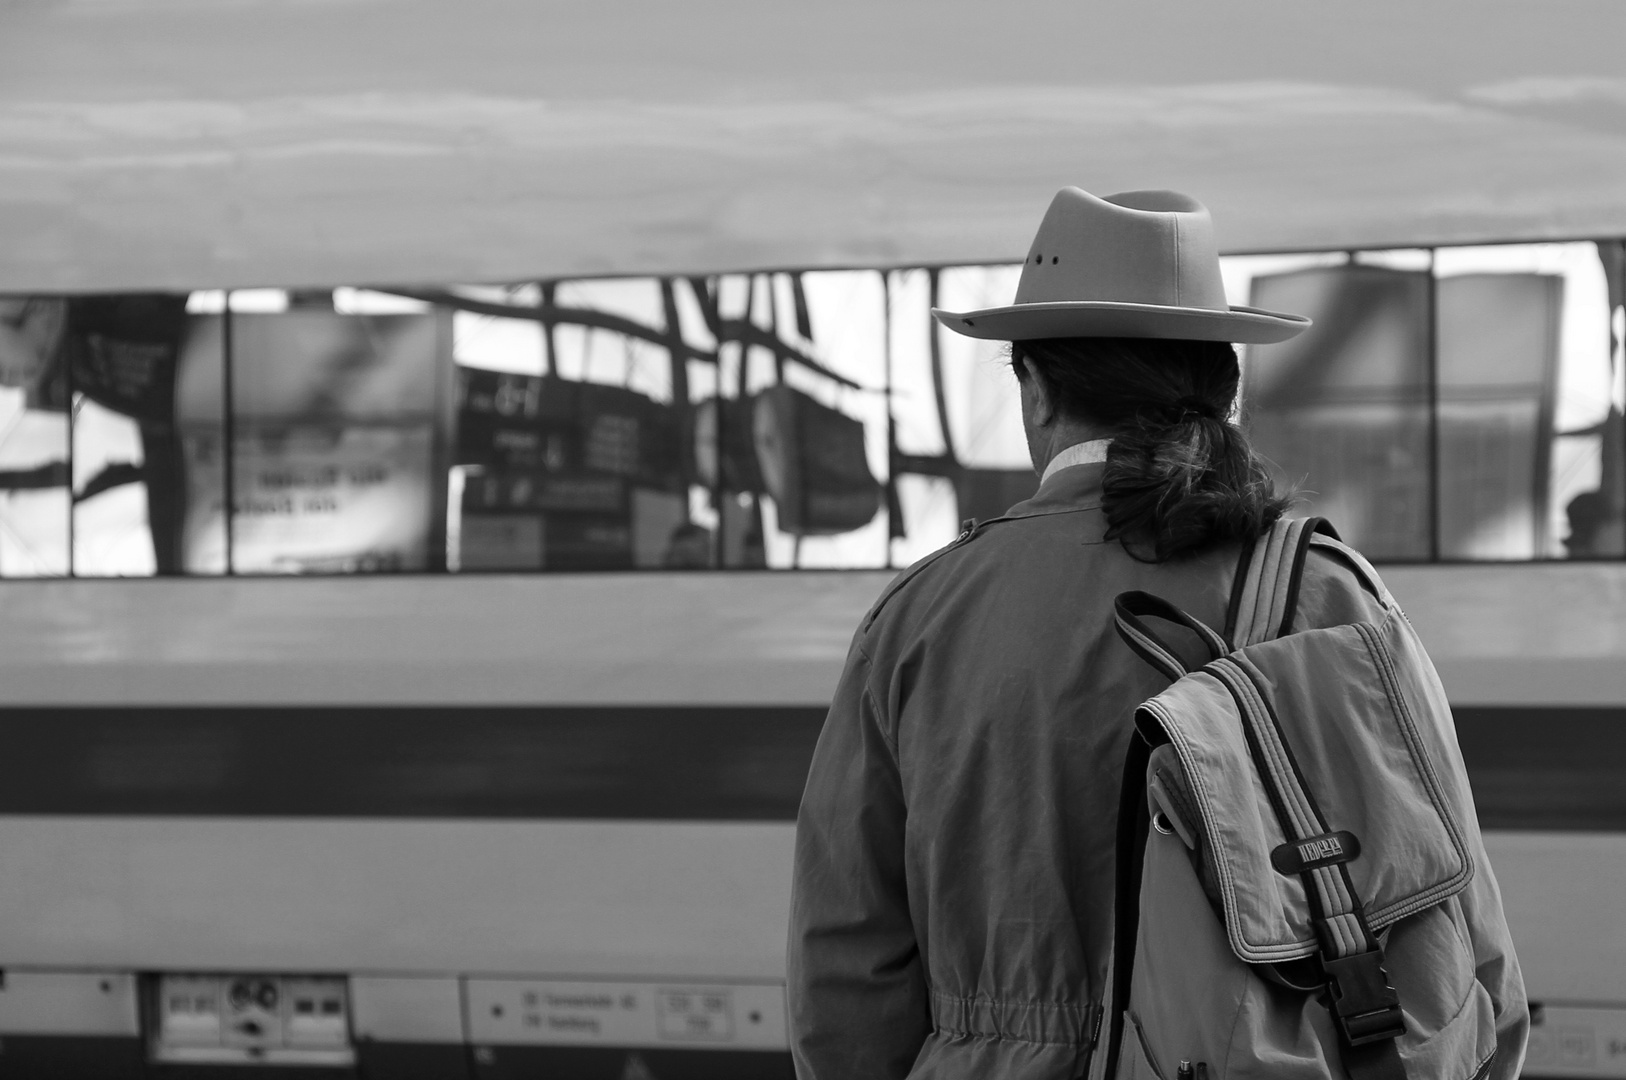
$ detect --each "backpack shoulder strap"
[1224,516,1339,647]
[1204,653,1410,1080]
[1214,515,1412,1080]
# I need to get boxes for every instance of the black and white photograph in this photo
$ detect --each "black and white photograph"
[0,2,1623,1078]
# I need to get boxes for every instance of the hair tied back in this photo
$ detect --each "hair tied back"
[1166,396,1221,424]
[1012,336,1291,561]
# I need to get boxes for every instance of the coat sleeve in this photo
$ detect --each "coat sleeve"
[787,638,931,1080]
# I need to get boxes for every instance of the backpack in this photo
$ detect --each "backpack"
[1101,517,1518,1080]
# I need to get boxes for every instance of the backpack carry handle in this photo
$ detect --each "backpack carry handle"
[1113,591,1229,682]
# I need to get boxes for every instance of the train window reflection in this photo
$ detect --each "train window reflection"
[935,266,1045,533]
[67,293,196,576]
[1228,243,1626,563]
[450,277,695,571]
[181,293,451,575]
[4,238,1624,579]
[0,296,69,576]
[1435,243,1622,560]
[174,306,227,574]
[72,398,154,576]
[1231,253,1433,560]
[757,271,888,570]
[869,266,1042,561]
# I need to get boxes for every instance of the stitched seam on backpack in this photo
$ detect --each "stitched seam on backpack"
[1153,762,1202,840]
[1145,691,1313,963]
[1353,620,1475,928]
[1307,535,1391,608]
[1234,656,1383,935]
[1361,621,1472,922]
[1219,663,1333,957]
[1143,694,1260,961]
[1231,667,1322,840]
[1177,668,1320,961]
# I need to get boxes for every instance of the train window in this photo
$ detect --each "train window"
[66,294,199,577]
[934,266,1043,531]
[1228,244,1625,563]
[0,296,70,576]
[680,271,890,570]
[859,265,1043,563]
[1230,252,1435,560]
[171,292,230,575]
[444,284,547,572]
[452,277,694,572]
[72,396,155,576]
[753,270,888,570]
[4,240,1623,579]
[179,290,451,575]
[1434,242,1623,560]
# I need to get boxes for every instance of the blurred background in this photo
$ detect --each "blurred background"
[0,2,1624,1077]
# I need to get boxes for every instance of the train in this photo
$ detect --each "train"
[4,2,1626,1077]
[0,560,1617,1077]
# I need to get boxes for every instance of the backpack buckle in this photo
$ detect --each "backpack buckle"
[1321,949,1406,1047]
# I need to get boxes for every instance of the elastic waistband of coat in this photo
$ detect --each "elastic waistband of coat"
[929,990,1099,1046]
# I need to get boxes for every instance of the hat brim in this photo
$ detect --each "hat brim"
[931,301,1310,345]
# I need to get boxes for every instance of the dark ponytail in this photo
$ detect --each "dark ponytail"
[1011,336,1291,562]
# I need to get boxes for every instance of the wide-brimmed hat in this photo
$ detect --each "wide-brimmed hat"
[932,188,1310,344]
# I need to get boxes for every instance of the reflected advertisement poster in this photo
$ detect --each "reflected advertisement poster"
[176,310,446,574]
[183,424,435,574]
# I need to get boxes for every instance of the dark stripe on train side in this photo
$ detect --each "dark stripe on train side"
[0,705,1618,829]
[1454,706,1626,832]
[0,1036,145,1080]
[0,706,825,821]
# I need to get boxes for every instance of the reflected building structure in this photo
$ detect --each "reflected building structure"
[1,240,1622,579]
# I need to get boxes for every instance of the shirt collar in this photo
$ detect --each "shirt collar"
[999,445,1109,521]
[1040,438,1113,485]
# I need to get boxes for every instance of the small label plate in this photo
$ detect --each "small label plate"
[1270,830,1361,875]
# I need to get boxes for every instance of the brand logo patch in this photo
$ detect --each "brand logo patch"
[1271,830,1361,875]
[1298,836,1344,862]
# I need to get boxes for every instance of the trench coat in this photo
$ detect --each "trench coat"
[786,460,1525,1080]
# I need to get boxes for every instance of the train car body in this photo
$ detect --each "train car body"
[0,566,1620,1076]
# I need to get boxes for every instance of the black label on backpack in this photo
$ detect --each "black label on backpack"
[1270,830,1361,875]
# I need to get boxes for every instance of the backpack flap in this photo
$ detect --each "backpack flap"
[1133,609,1475,966]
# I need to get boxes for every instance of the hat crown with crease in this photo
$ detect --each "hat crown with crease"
[1016,188,1228,310]
[932,187,1309,344]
